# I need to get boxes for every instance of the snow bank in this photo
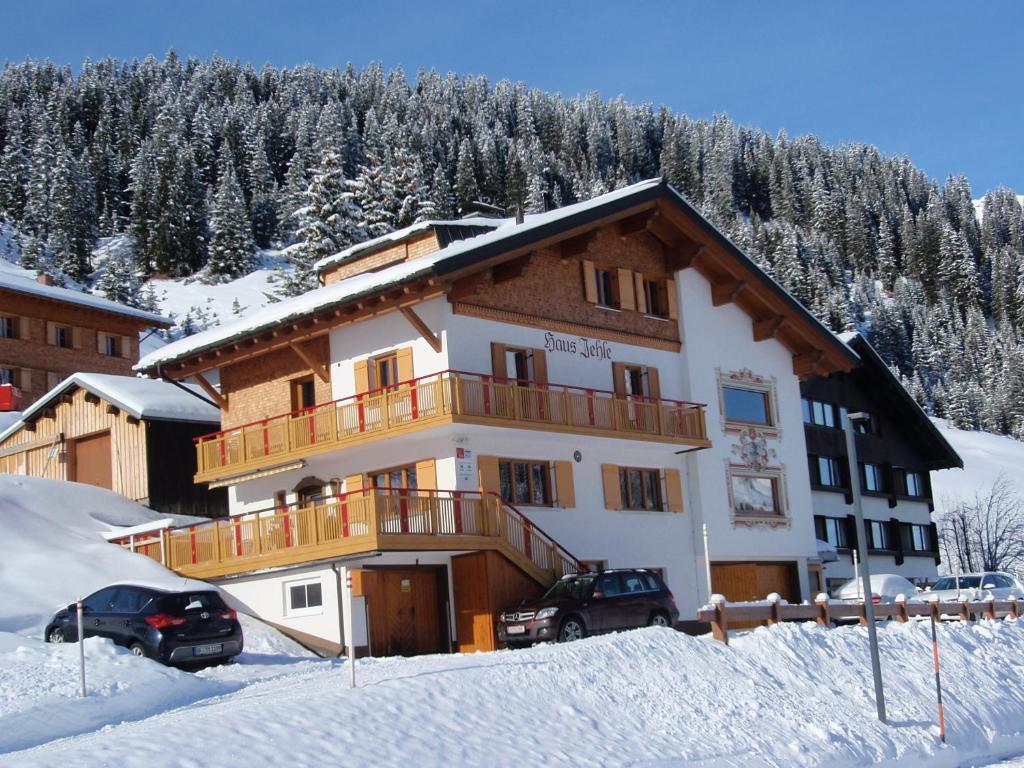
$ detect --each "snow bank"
[6,621,1024,766]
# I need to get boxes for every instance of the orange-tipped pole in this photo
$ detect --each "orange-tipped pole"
[930,607,946,743]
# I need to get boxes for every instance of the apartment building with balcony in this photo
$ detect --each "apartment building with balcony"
[0,270,169,409]
[135,179,856,656]
[802,332,961,592]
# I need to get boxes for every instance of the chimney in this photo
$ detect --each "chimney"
[36,273,54,286]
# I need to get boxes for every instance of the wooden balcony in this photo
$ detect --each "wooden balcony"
[195,370,710,483]
[122,490,581,584]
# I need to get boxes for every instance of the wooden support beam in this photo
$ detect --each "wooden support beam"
[288,341,330,383]
[752,316,786,342]
[646,213,679,247]
[84,392,100,405]
[126,415,140,426]
[105,404,120,416]
[618,210,655,238]
[665,240,705,272]
[400,306,443,353]
[793,350,825,377]
[492,253,532,284]
[711,279,747,307]
[559,231,595,260]
[192,373,227,409]
[447,272,486,301]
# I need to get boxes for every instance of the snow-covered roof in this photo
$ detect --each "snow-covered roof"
[312,216,505,272]
[138,177,854,373]
[0,270,170,326]
[0,373,219,442]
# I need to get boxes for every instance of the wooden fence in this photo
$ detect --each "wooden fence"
[698,595,1022,644]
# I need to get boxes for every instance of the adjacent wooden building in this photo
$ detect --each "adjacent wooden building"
[0,373,226,517]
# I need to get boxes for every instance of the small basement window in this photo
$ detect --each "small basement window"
[286,579,324,615]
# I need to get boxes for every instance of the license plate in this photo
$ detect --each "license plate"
[506,625,526,635]
[192,643,223,657]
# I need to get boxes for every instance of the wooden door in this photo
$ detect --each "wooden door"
[711,562,800,604]
[74,431,112,489]
[366,568,444,656]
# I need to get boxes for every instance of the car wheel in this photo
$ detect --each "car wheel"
[47,627,65,644]
[129,642,149,658]
[648,611,672,628]
[559,616,586,643]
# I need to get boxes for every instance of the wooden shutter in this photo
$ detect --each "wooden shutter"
[664,468,684,513]
[96,333,106,354]
[490,342,508,380]
[601,464,622,510]
[611,362,626,396]
[646,366,661,400]
[353,359,370,394]
[46,321,56,346]
[531,349,548,384]
[121,335,133,359]
[396,347,414,384]
[582,260,598,304]
[618,269,636,311]
[634,273,648,314]
[19,369,32,391]
[666,278,678,319]
[478,455,500,495]
[415,458,437,493]
[71,327,82,349]
[344,473,365,498]
[554,460,575,508]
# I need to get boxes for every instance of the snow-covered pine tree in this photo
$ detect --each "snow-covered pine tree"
[207,162,257,281]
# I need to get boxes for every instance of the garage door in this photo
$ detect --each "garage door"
[74,431,112,489]
[711,562,800,604]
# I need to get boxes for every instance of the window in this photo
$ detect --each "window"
[595,573,624,597]
[0,316,15,339]
[618,467,663,511]
[53,325,72,348]
[814,456,843,487]
[868,521,890,550]
[498,459,551,506]
[291,376,316,411]
[905,471,924,497]
[620,572,650,593]
[287,580,324,614]
[909,524,931,552]
[102,334,121,357]
[0,368,16,386]
[371,464,418,492]
[731,474,780,516]
[722,386,771,426]
[595,267,620,308]
[82,587,118,613]
[110,588,147,614]
[861,463,886,493]
[815,516,849,548]
[294,479,325,506]
[642,277,669,318]
[373,352,400,390]
[802,398,836,428]
[506,347,533,385]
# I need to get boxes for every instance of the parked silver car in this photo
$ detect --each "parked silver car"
[831,574,920,605]
[927,572,1024,603]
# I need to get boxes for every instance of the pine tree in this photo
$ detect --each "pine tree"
[455,138,479,213]
[207,163,257,281]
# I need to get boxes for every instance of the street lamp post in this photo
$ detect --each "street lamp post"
[844,411,887,724]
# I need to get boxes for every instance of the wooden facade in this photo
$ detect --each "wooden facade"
[0,280,168,409]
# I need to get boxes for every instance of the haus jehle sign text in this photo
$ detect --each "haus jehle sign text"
[543,331,613,361]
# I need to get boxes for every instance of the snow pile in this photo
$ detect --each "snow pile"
[6,621,1024,766]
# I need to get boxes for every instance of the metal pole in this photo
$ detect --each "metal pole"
[76,599,86,698]
[844,412,887,723]
[346,571,356,689]
[930,610,946,743]
[852,547,860,600]
[703,523,714,602]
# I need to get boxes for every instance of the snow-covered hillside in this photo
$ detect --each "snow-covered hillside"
[932,419,1024,505]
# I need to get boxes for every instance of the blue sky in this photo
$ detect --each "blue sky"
[2,1,1020,195]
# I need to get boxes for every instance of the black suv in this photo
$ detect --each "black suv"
[44,584,243,667]
[498,569,679,646]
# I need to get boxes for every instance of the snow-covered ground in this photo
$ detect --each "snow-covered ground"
[931,418,1024,504]
[5,477,1024,766]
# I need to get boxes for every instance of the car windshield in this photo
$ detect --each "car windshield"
[932,576,982,590]
[543,575,596,600]
[156,592,225,614]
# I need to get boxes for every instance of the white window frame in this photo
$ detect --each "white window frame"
[283,577,325,617]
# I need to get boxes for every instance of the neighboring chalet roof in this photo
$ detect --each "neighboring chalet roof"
[0,373,220,443]
[137,178,858,378]
[0,269,170,327]
[313,216,505,272]
[837,331,962,470]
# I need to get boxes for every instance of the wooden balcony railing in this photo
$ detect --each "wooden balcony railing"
[194,370,709,482]
[124,490,582,583]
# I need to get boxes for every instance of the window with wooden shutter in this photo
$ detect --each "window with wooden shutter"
[582,260,598,304]
[478,455,500,496]
[554,460,575,508]
[617,269,636,311]
[0,315,17,339]
[613,363,660,400]
[353,359,370,394]
[601,464,622,510]
[664,468,684,513]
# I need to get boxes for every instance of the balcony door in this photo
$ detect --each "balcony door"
[371,464,418,533]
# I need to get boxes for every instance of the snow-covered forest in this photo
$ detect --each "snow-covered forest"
[1,55,1023,437]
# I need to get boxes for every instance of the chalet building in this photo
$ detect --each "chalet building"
[802,332,961,592]
[0,270,169,410]
[134,178,856,656]
[0,373,226,518]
